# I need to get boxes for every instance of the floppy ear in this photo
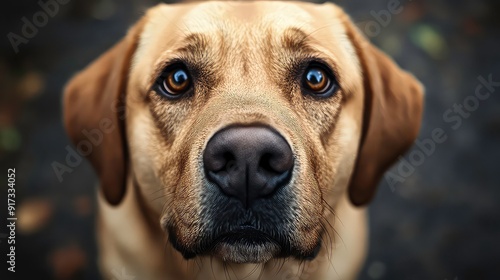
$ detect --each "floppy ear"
[342,14,424,206]
[63,21,144,205]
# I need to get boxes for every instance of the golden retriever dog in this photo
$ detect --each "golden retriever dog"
[63,1,423,279]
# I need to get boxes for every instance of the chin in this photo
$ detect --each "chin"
[208,227,282,263]
[169,225,323,264]
[212,240,280,263]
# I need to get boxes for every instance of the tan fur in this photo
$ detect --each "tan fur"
[64,1,423,279]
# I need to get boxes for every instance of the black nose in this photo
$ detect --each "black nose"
[203,126,294,208]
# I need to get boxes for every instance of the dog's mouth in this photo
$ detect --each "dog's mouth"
[209,226,281,263]
[168,222,323,263]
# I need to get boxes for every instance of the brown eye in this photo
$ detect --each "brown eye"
[164,68,190,93]
[159,66,192,97]
[302,64,338,98]
[304,68,329,92]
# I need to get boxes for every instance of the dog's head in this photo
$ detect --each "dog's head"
[64,1,423,263]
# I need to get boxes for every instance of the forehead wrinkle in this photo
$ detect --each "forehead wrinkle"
[280,25,348,58]
[181,19,252,76]
[176,33,210,58]
[265,26,335,70]
[281,27,315,54]
[147,33,211,82]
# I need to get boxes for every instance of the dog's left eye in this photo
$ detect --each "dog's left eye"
[302,64,338,97]
[156,64,192,98]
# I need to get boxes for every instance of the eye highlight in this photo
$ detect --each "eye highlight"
[155,64,192,98]
[302,63,338,98]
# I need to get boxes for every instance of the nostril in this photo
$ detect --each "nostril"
[259,153,274,173]
[222,152,237,173]
[226,159,237,172]
[205,151,236,173]
[258,153,292,175]
[259,151,294,174]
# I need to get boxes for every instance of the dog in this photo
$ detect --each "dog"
[63,1,423,279]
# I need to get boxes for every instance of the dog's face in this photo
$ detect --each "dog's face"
[64,1,423,264]
[128,2,364,262]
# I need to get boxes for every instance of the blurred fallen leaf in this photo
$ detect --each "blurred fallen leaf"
[17,198,53,235]
[16,71,44,100]
[0,126,22,158]
[0,105,20,127]
[49,244,87,280]
[74,195,93,217]
[401,1,425,23]
[463,18,482,36]
[410,24,448,60]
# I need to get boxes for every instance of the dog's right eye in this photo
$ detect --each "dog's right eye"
[301,63,338,98]
[155,64,192,98]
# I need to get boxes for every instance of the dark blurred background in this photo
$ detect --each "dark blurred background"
[0,0,499,279]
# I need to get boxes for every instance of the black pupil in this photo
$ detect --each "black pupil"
[173,69,188,85]
[306,69,324,85]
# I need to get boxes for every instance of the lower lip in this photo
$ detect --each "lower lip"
[216,227,275,245]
